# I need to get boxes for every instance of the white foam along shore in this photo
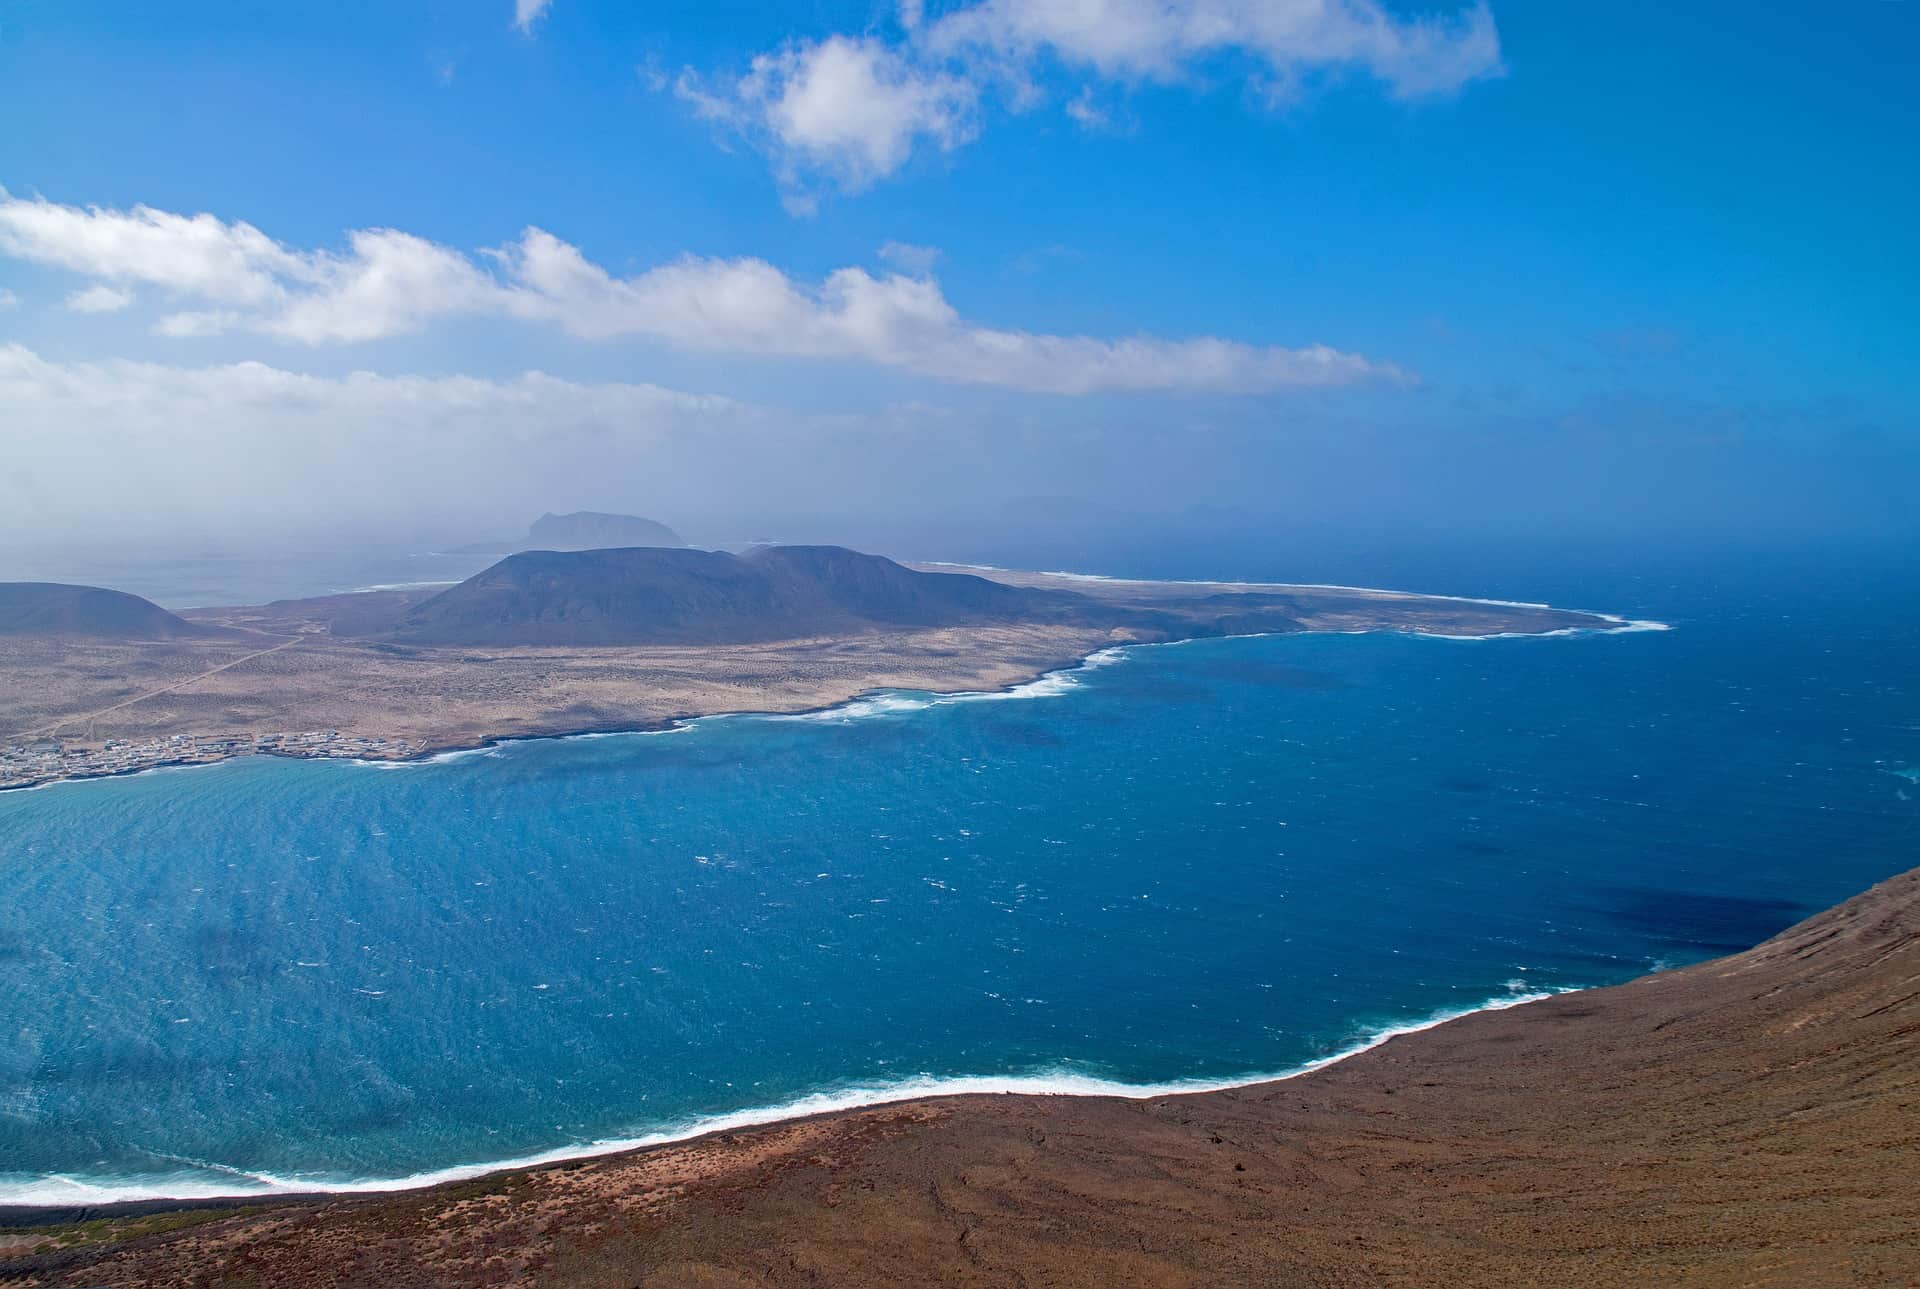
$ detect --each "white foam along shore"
[0,985,1569,1208]
[379,579,1666,744]
[7,577,1666,794]
[347,647,1133,765]
[362,573,1671,752]
[0,570,1648,1204]
[336,580,461,594]
[920,562,1673,636]
[752,643,1130,721]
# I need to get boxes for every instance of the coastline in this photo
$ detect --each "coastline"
[917,561,1675,634]
[0,984,1570,1210]
[7,866,1915,1287]
[0,595,1675,1205]
[0,588,1675,1210]
[0,587,1665,794]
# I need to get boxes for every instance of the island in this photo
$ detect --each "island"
[3,864,1910,1285]
[0,545,1636,791]
[444,510,687,555]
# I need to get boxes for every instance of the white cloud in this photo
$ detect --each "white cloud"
[0,191,1406,395]
[681,36,977,199]
[0,288,18,311]
[0,187,301,305]
[923,0,1502,94]
[683,0,1502,197]
[64,284,134,314]
[0,342,730,440]
[267,228,503,344]
[155,309,243,338]
[512,0,551,33]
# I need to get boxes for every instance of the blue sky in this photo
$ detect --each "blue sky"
[1,1,1915,555]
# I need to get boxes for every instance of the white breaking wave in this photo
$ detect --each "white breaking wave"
[17,567,1663,797]
[760,646,1130,723]
[336,580,460,594]
[1419,614,1672,642]
[345,745,502,770]
[345,724,695,771]
[0,985,1569,1207]
[11,756,235,793]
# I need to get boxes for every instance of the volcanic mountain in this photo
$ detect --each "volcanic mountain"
[0,582,217,640]
[382,545,1108,646]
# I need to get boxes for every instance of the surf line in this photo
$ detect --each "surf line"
[0,985,1572,1207]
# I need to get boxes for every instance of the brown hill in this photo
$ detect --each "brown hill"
[8,866,1916,1286]
[381,545,1110,646]
[0,583,216,640]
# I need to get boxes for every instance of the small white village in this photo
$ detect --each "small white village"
[0,729,427,791]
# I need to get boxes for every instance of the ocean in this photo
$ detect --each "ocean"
[0,543,1914,1204]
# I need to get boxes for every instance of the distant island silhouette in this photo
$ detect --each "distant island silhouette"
[447,510,685,555]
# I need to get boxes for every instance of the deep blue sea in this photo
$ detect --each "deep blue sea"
[1,543,1915,1204]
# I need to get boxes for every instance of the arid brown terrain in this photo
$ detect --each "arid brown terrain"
[0,558,1621,789]
[5,864,1914,1288]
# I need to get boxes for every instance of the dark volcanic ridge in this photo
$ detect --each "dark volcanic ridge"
[6,544,1626,726]
[385,545,1089,646]
[369,544,1278,647]
[170,543,1614,649]
[0,583,227,641]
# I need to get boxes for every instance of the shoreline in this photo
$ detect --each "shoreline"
[12,867,1914,1284]
[0,593,1666,795]
[0,590,1671,1207]
[917,561,1675,631]
[0,985,1569,1213]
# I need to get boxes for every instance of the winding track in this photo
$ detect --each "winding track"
[35,634,304,739]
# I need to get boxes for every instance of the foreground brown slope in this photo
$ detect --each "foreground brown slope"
[9,867,1918,1288]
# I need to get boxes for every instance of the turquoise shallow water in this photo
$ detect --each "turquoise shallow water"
[0,560,1914,1204]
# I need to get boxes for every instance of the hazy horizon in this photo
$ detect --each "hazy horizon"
[4,1,1916,566]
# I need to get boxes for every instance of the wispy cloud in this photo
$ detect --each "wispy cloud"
[876,241,942,276]
[0,189,1407,396]
[512,0,551,34]
[921,0,1502,94]
[676,0,1503,205]
[64,284,134,314]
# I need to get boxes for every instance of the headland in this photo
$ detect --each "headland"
[0,548,1640,790]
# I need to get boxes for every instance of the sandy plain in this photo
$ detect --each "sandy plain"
[0,570,1620,788]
